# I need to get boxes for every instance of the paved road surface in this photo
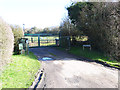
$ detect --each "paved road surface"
[30,47,118,88]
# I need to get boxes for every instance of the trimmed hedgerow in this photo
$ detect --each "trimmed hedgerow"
[0,18,14,70]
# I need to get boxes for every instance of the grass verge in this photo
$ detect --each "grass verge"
[1,52,40,88]
[57,46,120,69]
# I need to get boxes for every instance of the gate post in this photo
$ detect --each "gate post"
[38,35,40,47]
[59,31,61,46]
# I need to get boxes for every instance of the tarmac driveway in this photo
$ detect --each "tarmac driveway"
[29,47,118,88]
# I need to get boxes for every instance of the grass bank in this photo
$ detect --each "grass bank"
[1,52,40,88]
[57,46,120,69]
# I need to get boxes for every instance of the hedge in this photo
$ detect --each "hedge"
[0,18,14,70]
[10,25,24,54]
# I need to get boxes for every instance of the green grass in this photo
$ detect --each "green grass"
[57,46,120,68]
[75,36,88,41]
[1,52,40,88]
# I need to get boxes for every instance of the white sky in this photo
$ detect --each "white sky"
[0,0,71,29]
[0,0,118,29]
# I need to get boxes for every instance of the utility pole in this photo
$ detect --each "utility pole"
[23,24,25,36]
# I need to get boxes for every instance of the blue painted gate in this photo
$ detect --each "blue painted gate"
[24,34,59,47]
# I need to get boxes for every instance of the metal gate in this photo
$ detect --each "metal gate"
[24,34,59,47]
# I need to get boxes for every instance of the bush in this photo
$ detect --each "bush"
[67,2,120,61]
[0,18,14,70]
[105,2,120,61]
[10,25,24,54]
[59,36,70,48]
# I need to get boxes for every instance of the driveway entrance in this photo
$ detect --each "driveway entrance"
[24,34,59,47]
[30,47,118,88]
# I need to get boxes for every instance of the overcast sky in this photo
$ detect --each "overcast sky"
[0,0,71,29]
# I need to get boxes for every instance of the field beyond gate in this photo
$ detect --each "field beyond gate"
[24,34,59,47]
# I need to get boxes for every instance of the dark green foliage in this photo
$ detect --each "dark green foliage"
[67,2,120,61]
[10,25,24,54]
[59,17,81,36]
[59,17,83,47]
[105,3,120,61]
[59,37,70,48]
[0,18,14,70]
